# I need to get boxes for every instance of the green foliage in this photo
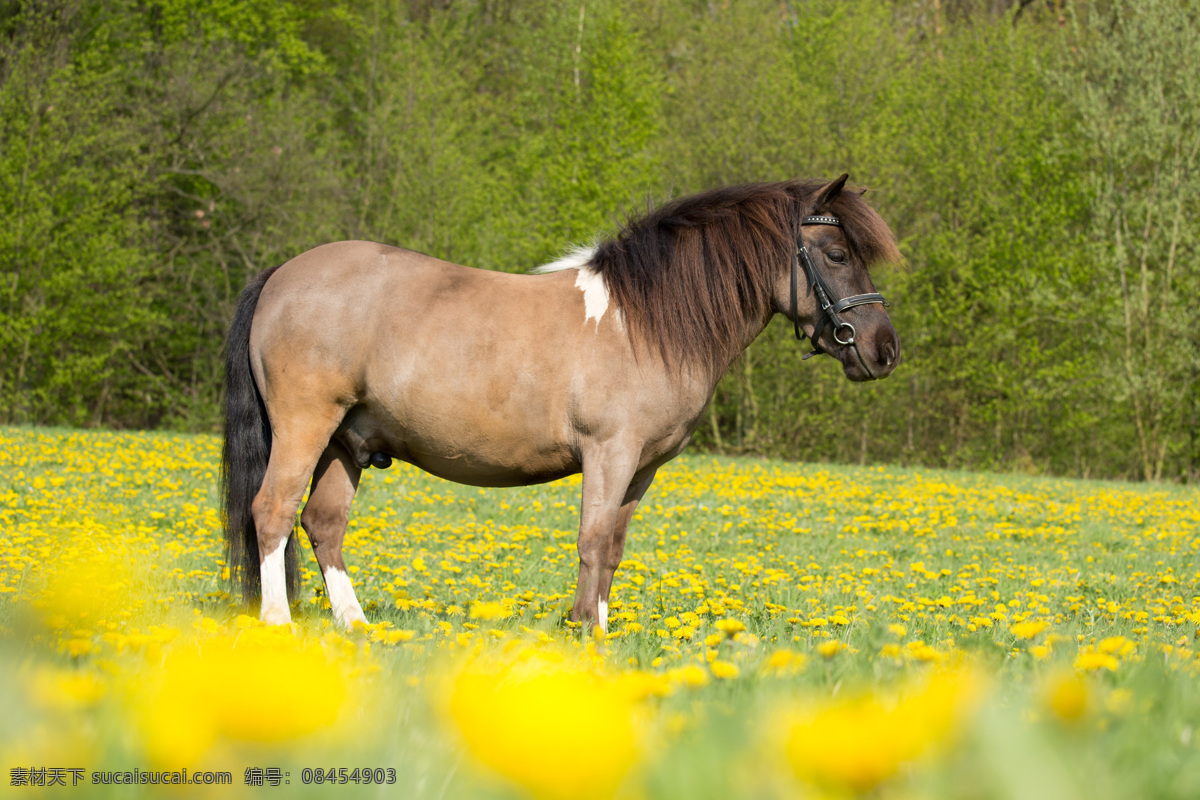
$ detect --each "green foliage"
[0,2,156,425]
[1,0,1196,481]
[1052,0,1200,480]
[879,17,1097,473]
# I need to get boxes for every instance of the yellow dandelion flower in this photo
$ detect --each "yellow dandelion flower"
[782,666,984,792]
[763,649,807,676]
[136,636,347,765]
[816,641,844,658]
[1040,671,1088,723]
[62,638,95,657]
[1098,636,1134,657]
[29,667,107,711]
[714,618,746,637]
[904,640,942,662]
[710,661,739,680]
[613,671,671,700]
[667,664,710,689]
[672,625,695,641]
[469,601,507,621]
[1074,651,1119,672]
[372,629,417,645]
[1010,620,1049,640]
[447,650,640,800]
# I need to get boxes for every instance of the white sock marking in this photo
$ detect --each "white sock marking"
[324,566,366,629]
[260,538,291,625]
[598,598,608,633]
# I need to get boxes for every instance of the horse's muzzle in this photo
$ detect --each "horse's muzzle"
[842,324,900,382]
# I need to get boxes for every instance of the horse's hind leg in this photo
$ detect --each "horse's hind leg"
[596,469,656,633]
[300,440,366,629]
[252,412,342,625]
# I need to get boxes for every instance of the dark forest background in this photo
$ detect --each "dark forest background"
[2,0,1197,481]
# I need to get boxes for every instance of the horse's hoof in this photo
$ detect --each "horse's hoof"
[335,609,368,631]
[260,605,292,626]
[370,452,392,469]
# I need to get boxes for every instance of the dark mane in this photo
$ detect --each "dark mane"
[590,179,902,377]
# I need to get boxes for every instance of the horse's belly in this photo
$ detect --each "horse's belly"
[338,403,579,488]
[401,448,578,488]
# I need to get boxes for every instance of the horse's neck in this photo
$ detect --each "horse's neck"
[723,258,788,374]
[716,307,777,380]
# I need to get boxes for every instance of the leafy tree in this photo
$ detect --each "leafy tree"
[0,1,154,425]
[1053,0,1200,480]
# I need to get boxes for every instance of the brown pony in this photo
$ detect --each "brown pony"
[222,175,902,630]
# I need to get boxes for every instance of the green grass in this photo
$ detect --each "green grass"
[2,426,1199,798]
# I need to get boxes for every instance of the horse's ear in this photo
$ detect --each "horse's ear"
[812,173,849,212]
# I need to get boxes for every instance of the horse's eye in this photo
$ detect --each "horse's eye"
[827,249,846,263]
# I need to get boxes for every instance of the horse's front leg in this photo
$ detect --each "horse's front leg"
[571,443,639,631]
[594,470,656,633]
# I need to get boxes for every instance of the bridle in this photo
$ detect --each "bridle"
[790,214,889,379]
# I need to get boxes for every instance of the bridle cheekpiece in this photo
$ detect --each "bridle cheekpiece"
[790,214,889,378]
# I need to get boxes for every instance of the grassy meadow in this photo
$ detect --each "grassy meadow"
[2,425,1200,798]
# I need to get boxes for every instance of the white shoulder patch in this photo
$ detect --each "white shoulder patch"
[573,267,612,326]
[533,245,621,330]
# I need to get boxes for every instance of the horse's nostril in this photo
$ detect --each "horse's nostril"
[879,339,896,368]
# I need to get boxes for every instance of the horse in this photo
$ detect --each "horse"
[221,174,903,631]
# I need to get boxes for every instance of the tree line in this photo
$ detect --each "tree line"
[1,0,1197,481]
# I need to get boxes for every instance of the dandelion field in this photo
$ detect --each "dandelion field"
[2,426,1200,799]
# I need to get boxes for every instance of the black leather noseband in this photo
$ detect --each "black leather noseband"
[790,214,889,379]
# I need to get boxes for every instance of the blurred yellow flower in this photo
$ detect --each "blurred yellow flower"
[1098,636,1135,657]
[31,545,136,631]
[28,666,107,711]
[714,618,746,637]
[447,649,640,800]
[667,664,710,689]
[817,641,844,658]
[372,628,417,645]
[613,671,671,700]
[1041,670,1089,723]
[782,666,984,792]
[470,601,507,621]
[137,636,347,765]
[1011,621,1049,640]
[763,649,807,676]
[1074,651,1119,672]
[710,660,739,679]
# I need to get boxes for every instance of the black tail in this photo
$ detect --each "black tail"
[221,265,299,605]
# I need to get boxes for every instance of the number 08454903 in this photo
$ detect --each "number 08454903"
[300,768,396,785]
